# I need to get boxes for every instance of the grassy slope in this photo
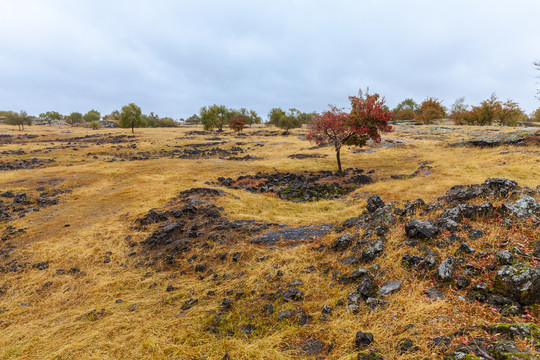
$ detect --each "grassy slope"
[0,123,538,359]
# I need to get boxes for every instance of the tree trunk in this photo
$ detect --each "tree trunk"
[131,122,134,134]
[336,147,342,174]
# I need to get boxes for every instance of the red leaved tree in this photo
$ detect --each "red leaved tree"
[229,115,248,132]
[306,89,393,173]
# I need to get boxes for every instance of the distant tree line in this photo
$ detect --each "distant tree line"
[392,95,536,126]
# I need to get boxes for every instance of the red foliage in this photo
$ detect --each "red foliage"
[229,115,248,132]
[306,89,393,172]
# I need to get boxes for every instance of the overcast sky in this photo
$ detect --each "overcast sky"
[1,0,539,120]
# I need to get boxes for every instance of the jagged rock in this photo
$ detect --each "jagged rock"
[360,240,385,262]
[418,256,438,270]
[482,178,520,198]
[435,207,462,231]
[457,202,493,218]
[456,243,476,255]
[455,276,471,289]
[370,205,396,227]
[397,338,417,354]
[220,298,233,312]
[467,229,484,241]
[277,309,293,321]
[249,224,333,246]
[179,187,226,198]
[283,287,304,302]
[331,233,354,252]
[343,217,361,228]
[340,268,369,284]
[402,254,425,268]
[181,298,198,310]
[377,280,402,296]
[262,303,274,315]
[240,324,255,336]
[493,265,540,305]
[495,250,514,265]
[502,195,540,219]
[367,195,385,213]
[405,219,439,239]
[424,288,445,299]
[365,297,388,308]
[357,277,379,299]
[321,305,333,315]
[354,331,374,349]
[430,336,452,350]
[438,256,457,282]
[298,338,325,355]
[444,185,483,203]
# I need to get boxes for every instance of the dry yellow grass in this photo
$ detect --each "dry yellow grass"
[0,123,538,359]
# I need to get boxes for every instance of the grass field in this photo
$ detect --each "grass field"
[0,123,538,359]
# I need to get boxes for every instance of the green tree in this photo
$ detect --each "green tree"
[89,121,100,130]
[185,114,201,125]
[200,104,230,131]
[248,109,262,127]
[144,114,156,128]
[268,108,303,134]
[39,111,63,125]
[119,103,145,133]
[393,98,419,113]
[157,117,177,127]
[83,109,101,123]
[65,112,84,126]
[5,110,33,130]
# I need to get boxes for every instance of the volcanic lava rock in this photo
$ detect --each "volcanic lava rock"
[405,220,439,239]
[331,233,355,252]
[434,207,462,231]
[366,195,385,213]
[354,331,374,349]
[493,265,540,305]
[502,195,540,219]
[357,277,379,299]
[377,280,402,296]
[283,287,304,302]
[438,256,457,282]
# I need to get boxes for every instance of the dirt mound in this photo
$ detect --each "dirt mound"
[0,158,55,171]
[96,146,261,162]
[288,153,328,159]
[217,168,373,202]
[136,188,287,265]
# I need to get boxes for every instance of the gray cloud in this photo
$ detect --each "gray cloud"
[1,0,539,119]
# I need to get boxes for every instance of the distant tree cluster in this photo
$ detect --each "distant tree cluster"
[392,94,535,126]
[199,105,261,131]
[3,110,33,130]
[450,94,528,126]
[267,108,315,134]
[392,98,445,124]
